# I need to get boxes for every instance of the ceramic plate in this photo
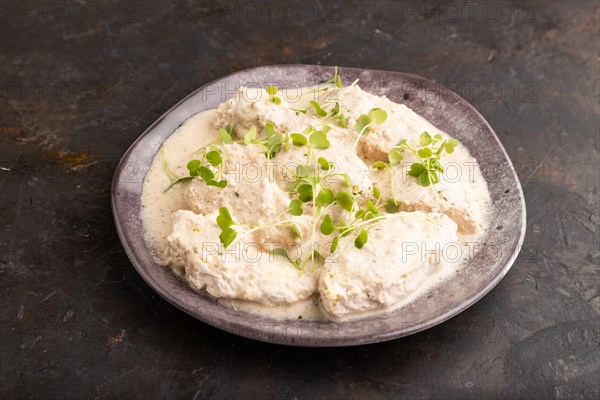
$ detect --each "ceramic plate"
[112,65,526,346]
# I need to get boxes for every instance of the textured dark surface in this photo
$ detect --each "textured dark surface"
[1,0,598,398]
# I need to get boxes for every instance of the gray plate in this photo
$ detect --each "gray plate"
[112,65,526,347]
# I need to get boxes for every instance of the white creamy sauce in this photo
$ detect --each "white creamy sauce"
[141,84,491,321]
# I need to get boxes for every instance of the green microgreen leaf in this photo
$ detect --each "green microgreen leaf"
[385,198,400,213]
[331,103,340,116]
[408,163,427,177]
[216,207,235,229]
[298,184,314,202]
[207,179,227,188]
[265,133,283,159]
[371,161,388,170]
[310,101,327,117]
[265,86,278,96]
[444,138,458,153]
[218,128,233,143]
[366,199,379,214]
[272,246,289,257]
[288,199,304,216]
[354,230,368,249]
[296,165,310,178]
[243,126,257,144]
[339,173,352,187]
[206,150,223,166]
[285,181,300,192]
[217,207,237,248]
[355,114,371,133]
[187,159,202,173]
[219,228,236,248]
[331,235,340,252]
[418,172,431,186]
[196,166,215,181]
[316,188,334,206]
[417,148,433,158]
[312,250,325,263]
[419,131,433,146]
[290,107,308,115]
[265,86,281,104]
[338,114,347,128]
[290,224,302,239]
[317,157,332,170]
[388,148,404,165]
[368,108,387,124]
[272,248,294,264]
[264,123,275,137]
[373,185,381,199]
[309,130,330,149]
[336,191,355,212]
[290,133,307,146]
[320,214,335,235]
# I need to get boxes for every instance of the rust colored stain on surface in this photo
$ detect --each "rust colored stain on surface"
[44,150,89,168]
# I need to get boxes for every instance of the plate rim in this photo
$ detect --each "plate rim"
[111,64,527,347]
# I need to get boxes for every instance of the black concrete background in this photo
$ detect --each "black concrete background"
[1,1,599,399]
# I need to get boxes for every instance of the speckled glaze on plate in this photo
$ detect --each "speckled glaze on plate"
[111,65,526,347]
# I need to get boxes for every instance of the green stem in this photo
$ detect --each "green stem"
[352,122,371,152]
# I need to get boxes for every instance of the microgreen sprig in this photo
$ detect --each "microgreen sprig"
[162,145,227,192]
[216,207,237,247]
[270,248,303,270]
[353,108,388,151]
[292,99,347,129]
[265,86,281,105]
[242,123,290,159]
[216,206,304,249]
[310,66,343,94]
[395,132,458,187]
[330,102,347,128]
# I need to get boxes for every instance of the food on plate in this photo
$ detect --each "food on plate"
[141,68,491,320]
